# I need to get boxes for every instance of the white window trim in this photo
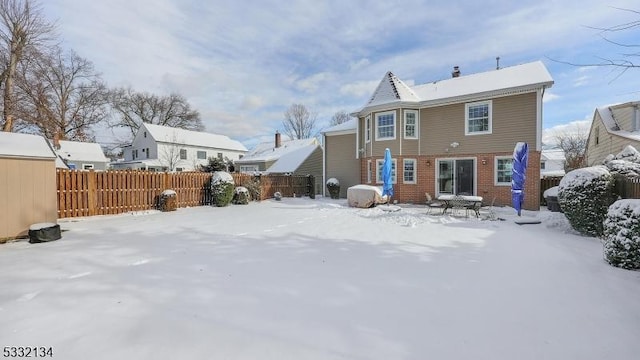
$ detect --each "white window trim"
[375,111,396,141]
[403,158,417,184]
[465,100,492,136]
[197,150,207,160]
[376,159,397,184]
[403,110,419,139]
[179,148,187,160]
[494,156,513,186]
[367,160,372,183]
[365,115,371,143]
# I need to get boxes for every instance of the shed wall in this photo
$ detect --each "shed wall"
[0,157,57,240]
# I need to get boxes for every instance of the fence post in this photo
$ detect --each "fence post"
[87,170,97,216]
[307,175,315,199]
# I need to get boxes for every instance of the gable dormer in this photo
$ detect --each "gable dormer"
[366,71,420,107]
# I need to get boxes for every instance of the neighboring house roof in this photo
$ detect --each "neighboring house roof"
[541,149,565,161]
[322,119,357,135]
[236,137,318,163]
[54,140,109,163]
[595,104,640,142]
[354,61,553,115]
[143,123,247,152]
[266,144,318,173]
[0,132,56,159]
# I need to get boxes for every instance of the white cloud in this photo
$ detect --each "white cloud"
[543,92,560,103]
[542,119,591,146]
[42,0,640,149]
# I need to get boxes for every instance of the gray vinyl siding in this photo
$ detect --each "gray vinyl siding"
[325,133,360,198]
[294,147,323,194]
[586,113,640,166]
[359,92,538,157]
[421,92,537,154]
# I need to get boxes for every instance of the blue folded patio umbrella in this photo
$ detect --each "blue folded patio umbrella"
[382,148,394,202]
[511,142,529,216]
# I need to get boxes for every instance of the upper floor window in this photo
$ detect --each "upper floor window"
[495,156,513,185]
[82,164,94,170]
[595,126,600,146]
[376,158,397,184]
[146,148,150,158]
[179,149,187,160]
[375,111,395,140]
[217,152,223,159]
[404,110,418,139]
[197,151,207,160]
[403,159,416,183]
[540,161,546,170]
[466,100,492,135]
[365,115,371,143]
[143,131,147,138]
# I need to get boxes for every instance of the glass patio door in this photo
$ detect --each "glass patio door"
[437,159,475,196]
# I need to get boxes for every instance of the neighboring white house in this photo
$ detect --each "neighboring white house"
[235,132,320,173]
[540,148,566,178]
[111,123,247,171]
[51,138,110,170]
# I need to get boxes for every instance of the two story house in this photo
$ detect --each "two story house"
[585,101,640,166]
[112,123,247,171]
[324,61,554,210]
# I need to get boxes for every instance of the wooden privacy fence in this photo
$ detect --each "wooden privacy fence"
[615,177,640,199]
[56,169,315,218]
[540,176,640,204]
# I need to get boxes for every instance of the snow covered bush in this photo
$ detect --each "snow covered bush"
[558,166,615,237]
[232,186,250,205]
[604,145,640,179]
[211,171,235,207]
[326,177,340,199]
[241,177,261,201]
[603,200,640,270]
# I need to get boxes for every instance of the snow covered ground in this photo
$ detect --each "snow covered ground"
[1,198,639,360]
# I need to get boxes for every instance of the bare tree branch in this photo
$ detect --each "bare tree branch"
[329,110,351,126]
[0,0,56,132]
[282,103,317,139]
[107,87,203,145]
[16,46,108,141]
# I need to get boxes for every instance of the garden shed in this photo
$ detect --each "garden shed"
[0,132,58,241]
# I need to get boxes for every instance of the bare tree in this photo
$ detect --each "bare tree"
[330,110,351,126]
[0,0,55,132]
[16,47,108,141]
[282,103,316,139]
[554,128,588,172]
[158,132,184,171]
[108,87,203,145]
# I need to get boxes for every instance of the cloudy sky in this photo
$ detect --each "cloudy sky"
[43,0,640,149]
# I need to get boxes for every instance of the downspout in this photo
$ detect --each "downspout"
[322,133,327,198]
[536,87,544,152]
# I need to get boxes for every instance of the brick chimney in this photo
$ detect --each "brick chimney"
[452,66,461,78]
[53,132,61,150]
[275,131,281,148]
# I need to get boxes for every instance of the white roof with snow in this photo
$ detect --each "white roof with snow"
[541,149,566,161]
[237,137,318,163]
[55,140,109,163]
[355,61,553,114]
[596,104,640,142]
[266,144,318,173]
[143,123,247,152]
[0,132,56,159]
[322,119,357,135]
